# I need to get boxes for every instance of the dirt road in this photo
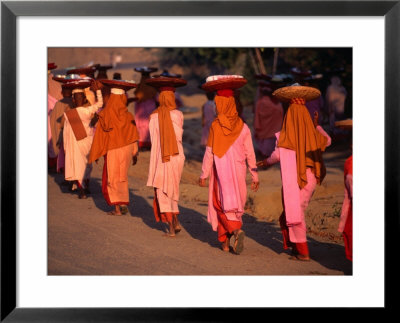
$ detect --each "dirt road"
[48,149,352,276]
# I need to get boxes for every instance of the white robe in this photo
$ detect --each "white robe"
[63,90,103,186]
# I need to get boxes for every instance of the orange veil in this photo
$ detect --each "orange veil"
[89,93,139,163]
[206,95,244,158]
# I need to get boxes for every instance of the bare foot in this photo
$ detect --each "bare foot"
[107,211,122,216]
[163,232,176,238]
[221,239,229,252]
[173,215,181,233]
[289,254,311,261]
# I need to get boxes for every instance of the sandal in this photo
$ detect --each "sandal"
[120,206,129,215]
[233,230,245,255]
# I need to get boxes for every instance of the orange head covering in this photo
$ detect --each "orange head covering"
[135,74,158,102]
[278,98,328,189]
[206,91,244,158]
[88,93,139,163]
[151,90,179,163]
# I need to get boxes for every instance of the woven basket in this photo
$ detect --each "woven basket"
[272,85,321,102]
[335,119,353,129]
[145,76,187,89]
[202,78,247,92]
[99,79,137,91]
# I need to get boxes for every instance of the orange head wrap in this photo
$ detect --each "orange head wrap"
[278,98,328,188]
[206,95,244,158]
[88,93,139,163]
[151,90,179,163]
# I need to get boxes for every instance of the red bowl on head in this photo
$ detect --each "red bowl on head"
[61,79,92,90]
[48,63,57,70]
[52,75,84,83]
[202,78,247,92]
[66,66,97,76]
[97,65,113,71]
[145,76,187,89]
[99,79,137,91]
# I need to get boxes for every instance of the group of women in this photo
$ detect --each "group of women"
[48,63,352,262]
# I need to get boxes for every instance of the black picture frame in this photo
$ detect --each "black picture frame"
[1,0,398,321]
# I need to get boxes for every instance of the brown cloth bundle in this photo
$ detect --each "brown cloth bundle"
[151,91,179,163]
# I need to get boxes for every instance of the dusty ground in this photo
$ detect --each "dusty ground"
[48,103,352,276]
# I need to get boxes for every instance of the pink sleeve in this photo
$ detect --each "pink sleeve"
[345,174,353,199]
[316,125,332,147]
[200,146,213,179]
[243,127,259,182]
[266,139,280,165]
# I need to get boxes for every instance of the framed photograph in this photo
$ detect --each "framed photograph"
[1,0,398,321]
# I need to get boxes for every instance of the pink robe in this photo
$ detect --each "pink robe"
[134,98,156,145]
[254,95,284,157]
[267,126,331,242]
[338,156,353,233]
[48,94,58,158]
[200,100,216,146]
[146,109,185,213]
[200,124,259,231]
[49,97,73,171]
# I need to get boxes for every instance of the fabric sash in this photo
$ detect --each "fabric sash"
[65,109,87,141]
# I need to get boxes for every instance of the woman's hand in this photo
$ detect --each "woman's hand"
[90,79,100,92]
[251,181,259,192]
[132,154,138,166]
[198,178,207,187]
[256,160,268,168]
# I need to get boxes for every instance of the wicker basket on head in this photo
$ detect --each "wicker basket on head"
[272,84,321,102]
[202,76,247,92]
